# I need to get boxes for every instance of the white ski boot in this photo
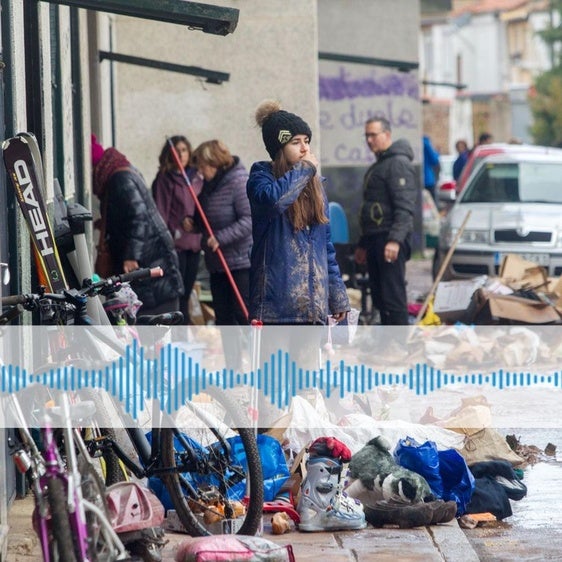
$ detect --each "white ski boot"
[297,456,366,532]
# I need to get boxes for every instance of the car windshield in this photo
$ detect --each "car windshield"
[461,161,562,204]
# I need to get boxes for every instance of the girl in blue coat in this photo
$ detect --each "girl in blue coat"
[247,101,349,325]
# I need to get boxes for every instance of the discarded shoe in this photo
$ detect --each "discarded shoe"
[298,491,367,532]
[364,500,433,528]
[426,499,457,524]
[297,456,366,532]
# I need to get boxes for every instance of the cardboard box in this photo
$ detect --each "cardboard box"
[433,277,487,324]
[499,255,548,291]
[472,289,560,324]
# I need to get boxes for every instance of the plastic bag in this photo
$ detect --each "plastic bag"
[148,433,290,509]
[327,308,360,346]
[176,535,295,562]
[393,436,443,499]
[438,448,475,516]
[229,434,290,502]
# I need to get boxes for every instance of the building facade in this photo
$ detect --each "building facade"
[0,3,420,554]
[421,0,553,152]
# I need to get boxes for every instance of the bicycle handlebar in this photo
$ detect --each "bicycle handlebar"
[1,295,28,306]
[106,266,163,285]
[0,303,24,325]
[136,311,184,326]
[0,267,163,310]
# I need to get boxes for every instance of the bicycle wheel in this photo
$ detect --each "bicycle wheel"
[160,386,264,536]
[47,477,79,562]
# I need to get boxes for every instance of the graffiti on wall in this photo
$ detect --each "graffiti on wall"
[319,65,420,166]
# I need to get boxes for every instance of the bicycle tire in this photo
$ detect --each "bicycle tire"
[160,386,264,536]
[47,477,79,562]
[81,388,127,486]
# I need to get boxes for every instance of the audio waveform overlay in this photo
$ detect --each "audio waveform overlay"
[1,339,561,421]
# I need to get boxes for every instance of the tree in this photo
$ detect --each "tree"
[529,71,562,146]
[530,1,562,145]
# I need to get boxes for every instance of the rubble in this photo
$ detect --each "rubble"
[428,254,562,326]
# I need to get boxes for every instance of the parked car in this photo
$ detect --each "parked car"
[433,151,562,280]
[437,143,562,212]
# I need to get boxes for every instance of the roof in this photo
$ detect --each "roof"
[451,0,528,17]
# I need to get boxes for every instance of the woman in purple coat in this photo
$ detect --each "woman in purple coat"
[184,139,252,370]
[152,135,202,324]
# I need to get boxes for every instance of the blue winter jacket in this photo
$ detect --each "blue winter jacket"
[246,161,349,324]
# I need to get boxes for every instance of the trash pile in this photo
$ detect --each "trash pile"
[252,393,532,534]
[169,389,559,562]
[427,254,562,325]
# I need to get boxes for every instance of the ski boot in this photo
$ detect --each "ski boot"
[297,456,366,532]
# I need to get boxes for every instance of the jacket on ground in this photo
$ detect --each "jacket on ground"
[247,161,349,324]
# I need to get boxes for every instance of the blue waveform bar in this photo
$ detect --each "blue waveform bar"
[1,341,560,419]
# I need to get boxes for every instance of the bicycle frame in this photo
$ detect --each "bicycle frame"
[9,391,128,562]
[92,392,211,500]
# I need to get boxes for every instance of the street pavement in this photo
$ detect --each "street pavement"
[6,492,479,561]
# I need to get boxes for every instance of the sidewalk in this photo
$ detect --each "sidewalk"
[6,492,479,562]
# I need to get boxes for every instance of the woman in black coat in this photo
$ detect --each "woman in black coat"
[92,137,184,316]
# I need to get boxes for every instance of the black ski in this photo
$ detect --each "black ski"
[2,134,68,292]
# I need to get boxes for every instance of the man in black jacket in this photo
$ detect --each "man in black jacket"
[354,117,416,325]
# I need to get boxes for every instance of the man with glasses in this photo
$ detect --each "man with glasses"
[354,117,416,325]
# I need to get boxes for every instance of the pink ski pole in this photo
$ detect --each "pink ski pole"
[166,138,249,322]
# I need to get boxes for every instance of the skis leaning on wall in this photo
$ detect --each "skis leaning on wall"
[2,133,68,293]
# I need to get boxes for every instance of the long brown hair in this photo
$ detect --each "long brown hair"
[272,151,328,231]
[158,135,193,173]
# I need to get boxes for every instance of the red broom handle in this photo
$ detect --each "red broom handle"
[166,138,249,322]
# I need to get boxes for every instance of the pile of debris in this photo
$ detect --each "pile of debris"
[431,254,562,325]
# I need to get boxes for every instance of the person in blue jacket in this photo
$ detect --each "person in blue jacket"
[452,139,469,181]
[246,100,349,326]
[423,135,441,201]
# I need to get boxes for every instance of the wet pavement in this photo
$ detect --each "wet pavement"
[464,431,562,562]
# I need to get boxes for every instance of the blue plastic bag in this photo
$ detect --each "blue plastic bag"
[148,432,289,510]
[393,436,444,499]
[438,448,475,516]
[228,434,290,502]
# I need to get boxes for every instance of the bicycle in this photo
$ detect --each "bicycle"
[6,387,129,562]
[1,268,264,538]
